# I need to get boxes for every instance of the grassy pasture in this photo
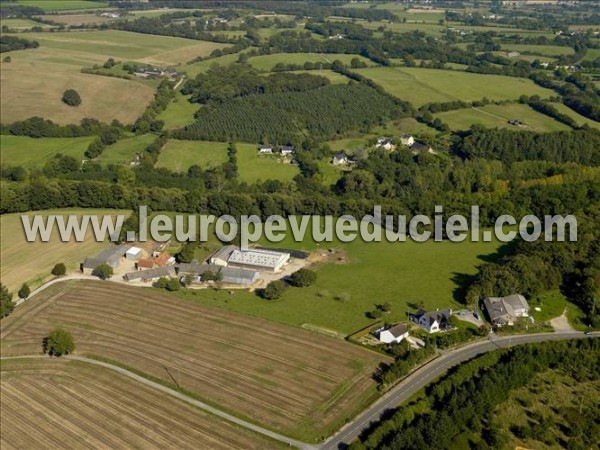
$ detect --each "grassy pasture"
[434,103,571,132]
[583,48,600,61]
[0,18,50,29]
[247,53,373,71]
[0,358,279,450]
[551,103,600,129]
[0,209,129,292]
[183,52,247,77]
[236,143,300,183]
[156,94,199,129]
[501,44,574,56]
[355,67,556,107]
[96,134,156,165]
[156,140,229,172]
[0,135,95,168]
[1,0,108,11]
[1,280,387,440]
[36,13,112,26]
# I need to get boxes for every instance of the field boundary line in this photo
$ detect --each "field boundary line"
[0,355,316,450]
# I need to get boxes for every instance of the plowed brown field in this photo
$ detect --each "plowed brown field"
[1,281,387,439]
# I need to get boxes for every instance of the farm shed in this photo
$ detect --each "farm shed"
[219,267,259,285]
[123,266,175,282]
[125,247,143,261]
[209,245,237,266]
[81,244,130,274]
[227,248,290,272]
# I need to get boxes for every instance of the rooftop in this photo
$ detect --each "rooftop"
[228,248,289,270]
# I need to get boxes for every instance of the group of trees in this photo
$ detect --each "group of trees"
[261,268,316,300]
[0,35,39,53]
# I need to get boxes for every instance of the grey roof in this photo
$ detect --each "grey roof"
[219,267,259,284]
[413,309,452,326]
[176,263,211,275]
[124,266,175,281]
[410,142,430,152]
[483,294,529,323]
[333,153,347,160]
[387,323,409,338]
[83,244,130,269]
[281,145,294,151]
[210,245,237,262]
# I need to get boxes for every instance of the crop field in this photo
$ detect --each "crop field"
[501,44,574,56]
[0,135,96,168]
[156,140,229,172]
[355,67,556,107]
[247,53,374,71]
[21,31,231,65]
[96,134,157,164]
[0,281,387,440]
[434,103,571,132]
[0,209,129,292]
[1,47,154,125]
[1,0,109,11]
[157,94,199,129]
[0,358,278,450]
[236,143,300,183]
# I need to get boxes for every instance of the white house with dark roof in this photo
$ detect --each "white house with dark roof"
[483,294,529,326]
[332,153,349,166]
[377,323,410,344]
[410,309,453,333]
[376,137,395,150]
[258,145,273,154]
[280,145,295,156]
[400,134,415,146]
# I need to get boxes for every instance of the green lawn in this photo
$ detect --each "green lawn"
[501,44,574,57]
[97,134,156,165]
[528,290,567,323]
[552,103,600,129]
[0,135,96,168]
[435,103,571,132]
[175,222,509,334]
[156,140,229,172]
[1,0,108,11]
[247,53,373,71]
[157,94,199,130]
[583,48,600,61]
[355,67,556,107]
[236,143,300,183]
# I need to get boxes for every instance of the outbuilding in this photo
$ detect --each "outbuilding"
[125,247,143,261]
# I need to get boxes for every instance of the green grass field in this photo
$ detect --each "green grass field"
[236,143,300,183]
[97,134,156,165]
[156,140,229,172]
[0,208,129,292]
[434,103,571,132]
[1,0,108,11]
[501,44,574,57]
[0,135,96,168]
[156,94,199,130]
[247,53,373,71]
[183,52,246,77]
[550,103,600,129]
[269,69,350,84]
[0,18,51,28]
[583,48,600,61]
[176,222,510,334]
[355,67,556,107]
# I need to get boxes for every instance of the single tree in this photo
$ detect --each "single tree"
[0,283,14,318]
[44,327,75,356]
[166,278,181,292]
[177,242,196,263]
[18,283,30,299]
[261,280,287,300]
[3,56,11,63]
[93,264,113,280]
[51,263,67,276]
[62,89,82,107]
[288,268,317,287]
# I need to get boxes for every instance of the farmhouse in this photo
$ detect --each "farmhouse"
[410,309,452,333]
[81,244,130,274]
[376,137,395,150]
[400,134,415,146]
[332,153,349,166]
[377,323,410,344]
[258,145,273,154]
[410,142,434,154]
[123,266,176,282]
[227,248,290,272]
[209,245,237,266]
[483,294,530,326]
[280,145,295,156]
[125,247,143,261]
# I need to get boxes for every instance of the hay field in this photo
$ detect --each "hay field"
[355,67,556,107]
[236,143,300,183]
[0,358,278,450]
[0,280,387,440]
[0,135,96,168]
[0,209,129,292]
[156,140,229,172]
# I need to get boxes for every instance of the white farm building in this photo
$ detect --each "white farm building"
[227,248,290,272]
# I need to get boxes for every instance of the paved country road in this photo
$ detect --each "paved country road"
[320,331,596,450]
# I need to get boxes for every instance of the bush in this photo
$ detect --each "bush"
[44,327,75,356]
[62,89,82,107]
[288,268,317,287]
[51,263,67,276]
[261,280,287,300]
[93,264,113,280]
[18,283,30,299]
[0,283,14,318]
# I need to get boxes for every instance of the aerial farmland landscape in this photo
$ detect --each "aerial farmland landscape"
[1,1,599,449]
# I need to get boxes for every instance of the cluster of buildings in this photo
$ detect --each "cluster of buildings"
[133,67,178,79]
[258,144,295,156]
[376,294,531,345]
[376,135,434,154]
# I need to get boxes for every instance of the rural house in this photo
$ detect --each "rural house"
[377,323,410,344]
[332,153,349,166]
[410,142,434,154]
[280,145,295,156]
[483,294,530,326]
[258,145,273,154]
[410,309,453,333]
[400,134,415,146]
[376,137,395,150]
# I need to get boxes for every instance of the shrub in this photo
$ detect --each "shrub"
[44,327,75,356]
[62,89,82,107]
[18,282,30,299]
[51,263,67,276]
[289,268,317,287]
[261,280,287,300]
[0,283,14,318]
[93,264,113,280]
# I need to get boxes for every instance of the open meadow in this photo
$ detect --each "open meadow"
[0,358,279,450]
[355,67,557,107]
[157,93,199,129]
[156,140,229,172]
[0,135,96,168]
[96,133,156,165]
[236,143,300,183]
[0,209,129,292]
[247,53,374,71]
[434,103,571,132]
[1,0,108,11]
[500,43,575,57]
[0,280,388,440]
